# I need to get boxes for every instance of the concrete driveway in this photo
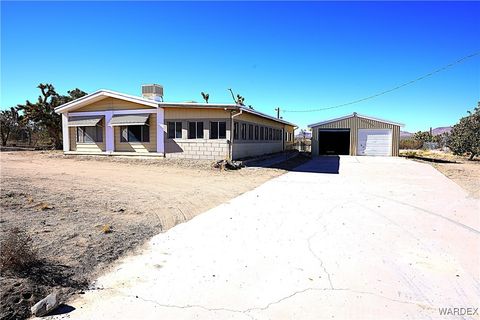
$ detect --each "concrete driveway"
[57,156,479,319]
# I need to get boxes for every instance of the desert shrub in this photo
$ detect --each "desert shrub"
[400,138,423,150]
[402,151,418,157]
[0,227,38,274]
[448,104,480,160]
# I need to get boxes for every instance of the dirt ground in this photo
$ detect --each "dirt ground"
[0,151,284,320]
[431,161,480,198]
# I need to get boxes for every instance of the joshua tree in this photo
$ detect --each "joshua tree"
[0,107,21,146]
[201,92,209,103]
[227,89,246,106]
[17,84,87,149]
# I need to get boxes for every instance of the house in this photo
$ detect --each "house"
[309,113,404,156]
[54,84,297,160]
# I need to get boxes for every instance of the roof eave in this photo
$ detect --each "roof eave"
[54,89,159,114]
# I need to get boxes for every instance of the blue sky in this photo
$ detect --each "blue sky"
[1,1,479,132]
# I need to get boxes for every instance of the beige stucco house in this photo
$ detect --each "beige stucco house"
[54,85,296,160]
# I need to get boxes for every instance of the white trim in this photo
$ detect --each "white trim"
[105,111,114,152]
[308,113,404,128]
[62,113,69,152]
[54,90,158,114]
[156,108,165,154]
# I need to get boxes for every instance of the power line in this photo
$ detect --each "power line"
[282,51,480,113]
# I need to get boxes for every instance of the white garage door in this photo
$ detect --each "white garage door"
[357,129,392,156]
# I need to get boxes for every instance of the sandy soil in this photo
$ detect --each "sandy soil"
[432,161,480,199]
[0,151,284,320]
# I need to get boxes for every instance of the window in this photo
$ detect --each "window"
[241,123,247,140]
[188,121,204,139]
[120,125,149,142]
[260,127,264,140]
[76,126,103,143]
[234,122,239,140]
[248,124,254,140]
[210,121,226,139]
[269,128,273,140]
[254,126,259,140]
[285,132,288,141]
[167,122,182,139]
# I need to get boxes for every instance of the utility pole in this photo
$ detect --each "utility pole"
[275,107,280,119]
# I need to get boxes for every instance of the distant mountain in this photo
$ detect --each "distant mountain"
[295,131,312,139]
[431,127,452,136]
[400,126,452,139]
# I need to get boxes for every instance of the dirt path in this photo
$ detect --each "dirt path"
[0,151,283,320]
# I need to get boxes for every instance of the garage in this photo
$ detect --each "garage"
[309,113,403,156]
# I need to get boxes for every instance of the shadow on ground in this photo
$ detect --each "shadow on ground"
[267,154,340,174]
[47,304,76,316]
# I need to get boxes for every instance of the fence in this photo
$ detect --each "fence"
[294,141,311,153]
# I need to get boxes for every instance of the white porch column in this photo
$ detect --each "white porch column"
[62,113,69,152]
[156,108,165,154]
[105,111,114,153]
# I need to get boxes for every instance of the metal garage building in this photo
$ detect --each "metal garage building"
[309,113,403,156]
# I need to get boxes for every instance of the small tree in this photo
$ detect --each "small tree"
[413,131,433,144]
[447,103,480,160]
[17,84,87,149]
[0,108,21,146]
[399,138,423,150]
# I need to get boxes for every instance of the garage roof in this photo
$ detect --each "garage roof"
[308,112,404,128]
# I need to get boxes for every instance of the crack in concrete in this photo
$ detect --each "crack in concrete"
[126,294,256,320]
[125,286,426,318]
[244,287,347,312]
[307,232,334,289]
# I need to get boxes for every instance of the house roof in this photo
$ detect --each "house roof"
[237,106,297,127]
[54,89,159,113]
[55,89,297,127]
[308,112,404,128]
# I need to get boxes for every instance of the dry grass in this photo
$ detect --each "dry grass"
[101,224,113,234]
